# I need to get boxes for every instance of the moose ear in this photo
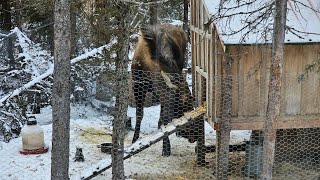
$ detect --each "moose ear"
[140,24,157,56]
[140,24,156,44]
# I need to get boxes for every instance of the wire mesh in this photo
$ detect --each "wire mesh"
[1,69,320,180]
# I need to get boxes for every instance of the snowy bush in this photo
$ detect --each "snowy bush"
[0,99,27,142]
[0,28,53,141]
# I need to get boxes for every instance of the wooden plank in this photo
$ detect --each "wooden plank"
[300,45,320,115]
[201,76,207,103]
[259,46,271,116]
[282,45,302,115]
[196,33,200,67]
[190,26,213,39]
[228,117,320,130]
[229,46,239,117]
[200,34,204,69]
[195,0,199,28]
[195,66,208,78]
[191,0,194,26]
[240,46,260,116]
[207,116,320,130]
[200,0,203,29]
[210,28,217,124]
[191,31,199,109]
[197,72,202,106]
[207,37,213,123]
[228,45,274,117]
[196,117,206,166]
[216,35,223,120]
[205,38,209,72]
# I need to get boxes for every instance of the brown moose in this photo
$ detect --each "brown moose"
[131,24,194,156]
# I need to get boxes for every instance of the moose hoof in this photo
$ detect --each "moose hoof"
[132,136,139,144]
[162,149,171,157]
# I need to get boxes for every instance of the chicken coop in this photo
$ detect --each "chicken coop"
[191,0,320,178]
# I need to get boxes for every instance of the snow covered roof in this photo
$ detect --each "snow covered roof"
[204,0,320,44]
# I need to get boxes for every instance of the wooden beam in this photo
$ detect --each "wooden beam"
[195,66,208,78]
[208,116,320,130]
[190,25,211,39]
[196,116,206,166]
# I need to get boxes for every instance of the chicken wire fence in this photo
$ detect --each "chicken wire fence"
[80,71,320,179]
[0,69,320,180]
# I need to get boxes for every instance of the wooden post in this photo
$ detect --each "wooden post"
[196,116,206,166]
[260,0,287,179]
[216,54,232,180]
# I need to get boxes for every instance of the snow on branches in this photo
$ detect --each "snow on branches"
[0,28,117,142]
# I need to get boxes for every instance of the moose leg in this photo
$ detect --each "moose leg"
[158,104,171,157]
[159,90,177,157]
[163,132,171,157]
[132,84,146,143]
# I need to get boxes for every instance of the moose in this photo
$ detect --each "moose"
[131,24,194,156]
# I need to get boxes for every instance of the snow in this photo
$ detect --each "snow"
[0,30,117,107]
[0,27,252,180]
[0,66,54,106]
[204,0,320,44]
[0,103,251,180]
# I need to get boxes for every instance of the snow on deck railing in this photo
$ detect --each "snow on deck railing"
[0,28,117,107]
[71,106,206,180]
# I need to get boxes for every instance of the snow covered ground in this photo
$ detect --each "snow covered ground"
[0,103,251,180]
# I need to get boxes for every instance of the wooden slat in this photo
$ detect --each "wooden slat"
[282,45,302,115]
[191,0,195,26]
[259,46,271,116]
[209,28,217,125]
[200,0,203,30]
[200,34,204,69]
[239,46,260,116]
[215,34,223,121]
[195,66,208,79]
[228,117,320,130]
[190,26,213,39]
[195,0,199,28]
[191,31,198,107]
[197,72,202,106]
[300,44,320,115]
[230,48,239,117]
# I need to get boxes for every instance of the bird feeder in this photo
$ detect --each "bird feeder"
[20,118,48,155]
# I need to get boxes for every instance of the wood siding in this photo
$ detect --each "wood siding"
[191,0,320,130]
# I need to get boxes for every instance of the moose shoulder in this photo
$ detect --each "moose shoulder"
[132,24,187,73]
[131,24,195,156]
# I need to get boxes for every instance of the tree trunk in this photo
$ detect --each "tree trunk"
[149,1,158,25]
[70,0,77,57]
[51,0,71,179]
[260,1,287,179]
[183,0,189,68]
[183,0,189,35]
[1,0,15,68]
[112,2,130,180]
[216,54,232,180]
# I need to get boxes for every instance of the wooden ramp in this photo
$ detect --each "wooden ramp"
[71,106,206,180]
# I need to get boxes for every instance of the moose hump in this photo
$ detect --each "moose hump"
[132,24,187,74]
